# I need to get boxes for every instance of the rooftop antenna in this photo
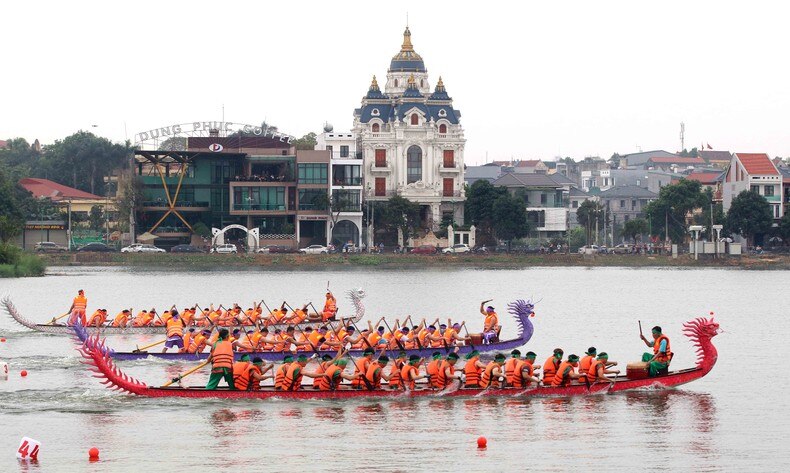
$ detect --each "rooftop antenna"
[406,12,409,27]
[679,122,685,151]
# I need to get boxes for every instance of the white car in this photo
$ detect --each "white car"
[578,245,601,254]
[122,244,165,253]
[121,244,144,253]
[299,244,329,254]
[211,244,238,254]
[442,244,471,254]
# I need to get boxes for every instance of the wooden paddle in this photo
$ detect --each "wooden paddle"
[133,338,167,353]
[382,319,407,352]
[49,312,71,325]
[162,360,210,387]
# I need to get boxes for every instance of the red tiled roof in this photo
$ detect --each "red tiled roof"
[648,157,705,164]
[516,159,542,167]
[0,139,8,149]
[735,153,779,175]
[684,172,724,184]
[18,178,103,200]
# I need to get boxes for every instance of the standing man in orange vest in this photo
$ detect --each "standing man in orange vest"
[206,329,235,390]
[322,292,338,321]
[641,325,672,377]
[68,289,88,326]
[479,299,499,344]
[162,311,186,353]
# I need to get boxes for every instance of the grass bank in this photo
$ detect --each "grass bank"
[0,245,47,278]
[40,251,790,271]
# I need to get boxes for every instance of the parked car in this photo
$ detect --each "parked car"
[210,244,238,254]
[472,245,490,254]
[577,245,601,254]
[170,244,205,253]
[257,245,297,254]
[34,241,67,253]
[609,243,634,254]
[299,244,329,254]
[410,244,438,255]
[77,242,115,252]
[122,243,165,253]
[442,244,471,254]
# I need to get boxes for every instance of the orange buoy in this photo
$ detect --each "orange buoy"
[20,370,28,377]
[88,447,99,460]
[1,337,6,342]
[477,436,487,448]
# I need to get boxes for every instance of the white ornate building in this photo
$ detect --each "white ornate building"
[353,27,466,232]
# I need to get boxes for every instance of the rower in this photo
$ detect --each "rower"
[187,329,211,354]
[641,325,672,377]
[512,351,541,388]
[388,351,408,390]
[206,328,235,390]
[542,348,564,384]
[266,302,289,326]
[286,304,309,324]
[236,330,257,352]
[181,328,195,353]
[162,310,186,353]
[366,324,386,348]
[587,352,620,384]
[479,299,500,344]
[504,349,521,386]
[232,354,254,390]
[480,353,506,388]
[401,355,429,390]
[283,355,324,391]
[425,352,444,388]
[364,355,392,390]
[436,352,464,389]
[444,323,466,347]
[247,357,274,390]
[391,326,415,350]
[463,350,486,388]
[111,309,130,327]
[420,325,444,348]
[351,348,375,389]
[577,347,597,385]
[308,326,329,349]
[312,354,336,389]
[86,309,107,327]
[318,356,359,391]
[551,354,581,387]
[181,307,195,326]
[322,291,337,321]
[274,355,295,390]
[67,289,88,326]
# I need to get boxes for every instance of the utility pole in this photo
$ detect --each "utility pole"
[67,199,72,250]
[679,122,685,151]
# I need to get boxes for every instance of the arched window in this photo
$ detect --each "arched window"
[407,146,422,184]
[372,123,380,132]
[420,79,424,87]
[410,114,419,125]
[394,79,399,87]
[439,124,447,134]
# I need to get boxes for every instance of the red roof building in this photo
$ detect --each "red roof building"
[723,153,782,220]
[18,178,103,201]
[733,153,779,175]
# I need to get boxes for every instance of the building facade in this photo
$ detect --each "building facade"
[315,129,363,246]
[354,27,466,233]
[722,152,783,220]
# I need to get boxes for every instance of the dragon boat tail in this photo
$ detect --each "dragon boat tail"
[75,317,718,399]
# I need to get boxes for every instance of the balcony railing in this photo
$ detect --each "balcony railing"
[443,190,463,197]
[332,177,362,186]
[141,200,209,208]
[232,203,287,211]
[232,175,295,183]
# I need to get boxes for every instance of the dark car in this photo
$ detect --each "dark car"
[472,245,490,254]
[410,244,438,255]
[263,245,297,254]
[77,242,115,252]
[170,244,205,253]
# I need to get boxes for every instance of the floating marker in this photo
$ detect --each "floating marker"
[20,370,28,377]
[1,337,6,342]
[17,437,41,461]
[88,447,99,460]
[477,436,487,448]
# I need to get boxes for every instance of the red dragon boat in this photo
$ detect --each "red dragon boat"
[76,317,718,399]
[72,300,537,362]
[1,289,366,335]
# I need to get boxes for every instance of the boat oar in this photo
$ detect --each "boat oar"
[382,319,407,352]
[133,338,167,353]
[49,311,72,325]
[162,360,210,387]
[462,323,476,351]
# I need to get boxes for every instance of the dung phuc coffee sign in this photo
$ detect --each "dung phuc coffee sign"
[135,121,295,145]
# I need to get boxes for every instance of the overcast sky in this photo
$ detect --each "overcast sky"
[2,1,788,164]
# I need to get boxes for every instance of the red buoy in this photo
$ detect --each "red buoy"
[88,447,99,460]
[1,337,6,342]
[20,370,28,377]
[477,436,487,448]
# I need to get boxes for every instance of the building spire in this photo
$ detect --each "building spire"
[370,75,379,91]
[401,26,414,52]
[435,76,445,92]
[407,74,416,87]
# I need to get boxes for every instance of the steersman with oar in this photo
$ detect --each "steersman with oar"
[205,328,235,390]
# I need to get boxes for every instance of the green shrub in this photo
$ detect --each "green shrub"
[0,243,21,265]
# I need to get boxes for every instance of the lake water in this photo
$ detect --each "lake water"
[1,266,788,472]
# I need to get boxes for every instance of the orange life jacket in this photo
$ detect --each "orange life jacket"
[111,312,128,327]
[484,312,498,332]
[388,360,404,388]
[401,364,418,390]
[73,295,87,310]
[479,361,500,388]
[291,309,307,324]
[464,356,482,387]
[426,359,442,388]
[504,358,519,385]
[319,364,343,391]
[588,359,605,381]
[436,361,455,389]
[313,361,331,388]
[181,310,194,326]
[578,355,594,383]
[351,357,371,388]
[443,329,457,346]
[283,363,304,391]
[275,363,290,390]
[233,361,252,390]
[512,359,534,388]
[188,334,208,353]
[87,310,106,327]
[166,318,184,338]
[543,356,560,383]
[247,364,262,390]
[211,340,234,369]
[653,335,672,363]
[367,332,382,347]
[364,361,384,389]
[322,296,337,320]
[551,361,575,387]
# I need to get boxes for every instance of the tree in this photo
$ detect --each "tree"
[644,179,707,243]
[608,153,622,169]
[726,190,773,247]
[88,205,105,232]
[492,194,530,243]
[692,188,726,239]
[43,131,130,195]
[374,195,421,243]
[778,212,790,243]
[0,138,45,181]
[464,180,508,244]
[576,200,607,244]
[292,132,317,150]
[0,167,28,242]
[568,227,586,251]
[623,218,649,243]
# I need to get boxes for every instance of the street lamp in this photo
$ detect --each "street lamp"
[689,225,704,260]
